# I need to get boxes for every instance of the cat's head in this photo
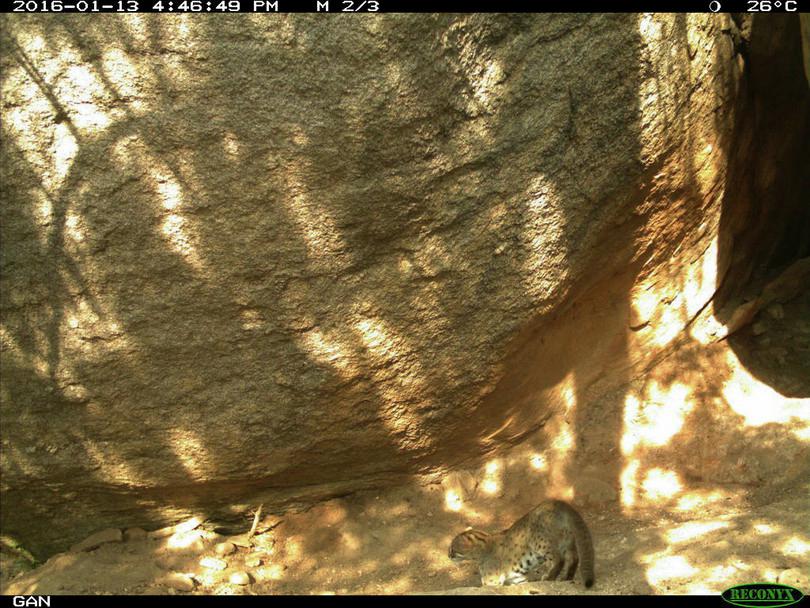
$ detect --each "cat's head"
[448,529,492,561]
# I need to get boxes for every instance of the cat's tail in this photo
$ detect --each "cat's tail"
[560,501,595,588]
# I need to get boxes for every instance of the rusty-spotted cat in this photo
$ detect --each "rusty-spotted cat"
[448,499,595,588]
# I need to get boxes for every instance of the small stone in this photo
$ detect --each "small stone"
[245,552,263,567]
[168,530,206,553]
[199,556,227,570]
[766,303,784,320]
[149,516,203,539]
[229,571,251,585]
[752,321,767,336]
[175,516,203,535]
[162,573,195,592]
[70,528,123,553]
[124,527,148,541]
[777,568,810,590]
[63,384,89,403]
[215,541,236,556]
[149,526,175,539]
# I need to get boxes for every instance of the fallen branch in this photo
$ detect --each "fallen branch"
[247,504,263,539]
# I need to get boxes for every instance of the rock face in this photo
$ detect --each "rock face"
[1,14,807,557]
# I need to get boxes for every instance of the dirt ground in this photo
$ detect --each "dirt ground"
[2,291,808,596]
[1,478,808,596]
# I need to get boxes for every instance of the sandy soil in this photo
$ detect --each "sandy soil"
[2,475,808,596]
[2,292,808,596]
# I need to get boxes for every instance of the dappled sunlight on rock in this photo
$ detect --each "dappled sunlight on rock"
[628,246,717,348]
[721,349,810,434]
[340,532,361,553]
[352,312,434,452]
[1,12,807,597]
[109,136,209,272]
[480,478,499,496]
[519,177,570,302]
[640,468,682,502]
[479,459,503,497]
[297,326,355,377]
[629,232,721,348]
[5,30,111,140]
[444,489,463,513]
[152,172,206,272]
[279,148,351,270]
[3,78,78,194]
[649,299,686,348]
[548,424,576,500]
[171,14,201,54]
[61,67,111,132]
[165,429,214,481]
[81,439,149,487]
[221,131,241,159]
[100,47,145,112]
[439,471,484,518]
[681,237,720,320]
[51,124,80,192]
[621,382,693,454]
[0,325,51,382]
[238,308,265,331]
[117,14,151,45]
[529,453,548,472]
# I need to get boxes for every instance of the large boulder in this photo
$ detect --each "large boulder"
[1,14,807,558]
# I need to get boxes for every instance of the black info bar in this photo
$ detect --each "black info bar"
[5,0,804,13]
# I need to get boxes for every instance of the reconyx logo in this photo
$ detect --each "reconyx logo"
[722,583,805,608]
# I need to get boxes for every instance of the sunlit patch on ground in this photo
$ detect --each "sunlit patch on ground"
[779,536,810,558]
[666,520,730,544]
[643,554,698,587]
[751,521,780,535]
[674,488,734,512]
